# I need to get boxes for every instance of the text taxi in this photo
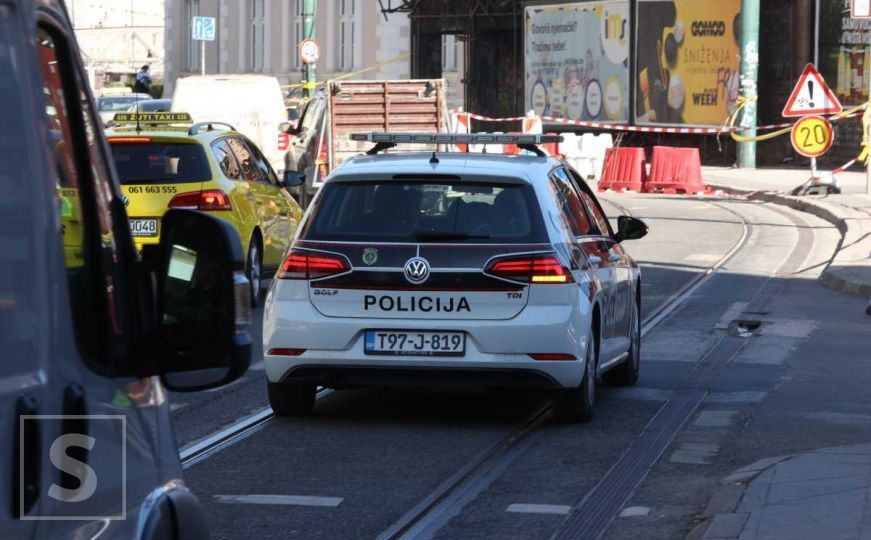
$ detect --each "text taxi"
[105,111,304,304]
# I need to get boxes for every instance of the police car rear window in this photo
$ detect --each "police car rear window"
[302,181,548,244]
[109,142,211,184]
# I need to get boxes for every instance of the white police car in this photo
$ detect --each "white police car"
[263,133,648,422]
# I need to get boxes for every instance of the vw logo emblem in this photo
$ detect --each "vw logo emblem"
[403,257,430,285]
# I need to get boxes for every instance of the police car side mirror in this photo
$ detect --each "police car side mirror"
[155,209,251,392]
[615,216,649,243]
[283,170,305,188]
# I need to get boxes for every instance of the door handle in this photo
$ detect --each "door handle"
[13,395,40,517]
[60,383,89,492]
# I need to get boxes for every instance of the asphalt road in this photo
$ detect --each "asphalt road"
[168,193,865,539]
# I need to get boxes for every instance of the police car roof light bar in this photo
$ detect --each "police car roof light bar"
[350,132,564,157]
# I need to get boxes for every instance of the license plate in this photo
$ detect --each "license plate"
[365,330,465,357]
[129,219,158,237]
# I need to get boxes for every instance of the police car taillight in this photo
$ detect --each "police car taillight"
[486,254,573,284]
[280,248,349,280]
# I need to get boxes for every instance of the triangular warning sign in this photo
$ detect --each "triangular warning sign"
[782,64,842,118]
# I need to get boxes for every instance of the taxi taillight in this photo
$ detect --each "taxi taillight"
[277,133,290,152]
[168,190,232,211]
[486,254,573,284]
[280,248,349,280]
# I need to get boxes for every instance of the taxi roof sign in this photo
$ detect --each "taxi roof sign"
[112,112,193,124]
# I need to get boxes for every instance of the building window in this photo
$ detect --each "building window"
[293,0,304,70]
[337,0,357,71]
[250,0,266,72]
[442,34,459,72]
[185,0,200,71]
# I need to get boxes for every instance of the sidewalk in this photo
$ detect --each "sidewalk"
[694,445,871,540]
[702,166,871,301]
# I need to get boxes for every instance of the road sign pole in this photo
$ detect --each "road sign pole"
[738,0,760,169]
[200,40,206,76]
[303,0,316,98]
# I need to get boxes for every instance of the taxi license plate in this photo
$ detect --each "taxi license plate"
[365,330,465,357]
[129,219,158,237]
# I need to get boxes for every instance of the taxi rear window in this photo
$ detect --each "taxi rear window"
[109,142,211,184]
[302,180,547,244]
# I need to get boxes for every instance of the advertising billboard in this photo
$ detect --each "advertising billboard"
[635,0,741,126]
[524,1,631,123]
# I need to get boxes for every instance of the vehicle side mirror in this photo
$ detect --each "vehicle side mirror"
[615,216,649,243]
[278,121,292,133]
[155,209,251,392]
[283,170,305,188]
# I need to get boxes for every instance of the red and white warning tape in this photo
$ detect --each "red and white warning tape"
[451,109,862,135]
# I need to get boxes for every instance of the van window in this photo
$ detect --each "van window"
[38,25,128,364]
[302,180,547,244]
[110,142,211,184]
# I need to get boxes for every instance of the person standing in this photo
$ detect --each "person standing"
[134,64,151,94]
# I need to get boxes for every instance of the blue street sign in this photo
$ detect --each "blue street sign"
[192,16,216,41]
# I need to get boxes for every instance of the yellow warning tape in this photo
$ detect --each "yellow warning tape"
[860,102,871,165]
[727,97,868,143]
[279,52,410,90]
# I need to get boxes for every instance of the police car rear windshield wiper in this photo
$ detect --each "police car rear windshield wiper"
[413,232,492,242]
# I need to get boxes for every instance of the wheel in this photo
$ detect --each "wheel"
[268,382,316,416]
[603,300,640,387]
[246,236,263,307]
[551,328,597,424]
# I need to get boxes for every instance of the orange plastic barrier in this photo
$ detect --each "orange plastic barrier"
[597,147,647,192]
[644,146,707,194]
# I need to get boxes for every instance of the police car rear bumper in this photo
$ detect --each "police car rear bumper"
[262,289,591,390]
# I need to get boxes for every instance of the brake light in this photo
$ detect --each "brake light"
[486,254,574,284]
[280,248,349,280]
[268,348,306,356]
[108,137,152,144]
[528,353,576,361]
[168,190,232,211]
[277,132,290,152]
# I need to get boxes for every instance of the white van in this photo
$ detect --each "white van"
[172,74,287,174]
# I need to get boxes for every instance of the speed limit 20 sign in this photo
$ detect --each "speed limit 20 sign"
[791,116,834,158]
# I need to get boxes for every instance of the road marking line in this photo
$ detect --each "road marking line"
[706,391,767,404]
[215,494,343,507]
[506,504,571,515]
[686,253,724,262]
[619,506,651,517]
[694,410,737,427]
[669,443,719,465]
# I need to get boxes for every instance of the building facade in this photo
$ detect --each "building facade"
[68,0,165,89]
[163,0,412,97]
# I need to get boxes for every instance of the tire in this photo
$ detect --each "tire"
[603,300,641,387]
[246,236,263,307]
[551,328,597,424]
[268,382,316,416]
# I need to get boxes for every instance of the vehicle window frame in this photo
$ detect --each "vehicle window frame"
[225,136,266,183]
[211,137,244,181]
[35,16,132,370]
[240,137,278,185]
[549,168,595,238]
[564,166,614,237]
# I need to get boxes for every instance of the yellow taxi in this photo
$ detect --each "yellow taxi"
[105,112,304,305]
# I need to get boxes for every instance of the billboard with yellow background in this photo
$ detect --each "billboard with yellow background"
[635,0,741,126]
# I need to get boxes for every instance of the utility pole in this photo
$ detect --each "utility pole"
[737,0,760,169]
[302,0,316,98]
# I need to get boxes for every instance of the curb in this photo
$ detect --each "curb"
[686,455,793,540]
[707,182,871,300]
